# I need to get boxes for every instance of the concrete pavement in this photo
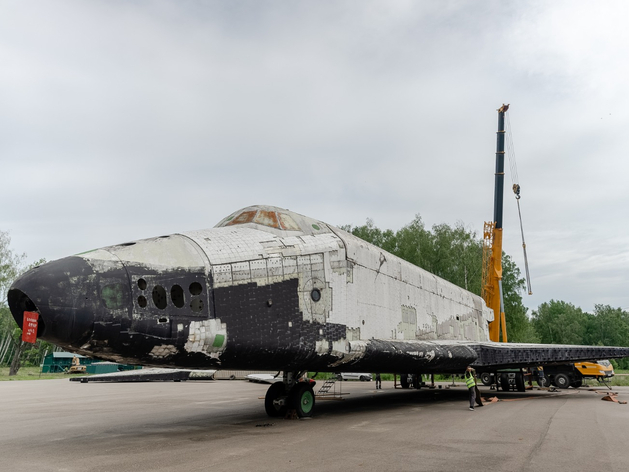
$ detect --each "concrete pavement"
[1,379,628,472]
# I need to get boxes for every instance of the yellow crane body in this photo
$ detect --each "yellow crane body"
[482,222,507,342]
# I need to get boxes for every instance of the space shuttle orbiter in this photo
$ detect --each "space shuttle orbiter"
[8,205,629,417]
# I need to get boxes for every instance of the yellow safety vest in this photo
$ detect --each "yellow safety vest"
[465,372,476,388]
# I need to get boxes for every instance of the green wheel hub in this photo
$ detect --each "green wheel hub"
[292,383,316,417]
[299,389,314,414]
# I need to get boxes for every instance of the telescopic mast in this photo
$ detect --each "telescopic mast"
[482,104,509,342]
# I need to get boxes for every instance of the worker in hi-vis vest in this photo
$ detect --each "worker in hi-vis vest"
[465,366,483,410]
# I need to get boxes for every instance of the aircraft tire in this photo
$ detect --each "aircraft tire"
[554,373,571,389]
[537,377,550,388]
[264,382,288,417]
[515,373,526,392]
[292,383,315,417]
[480,372,492,386]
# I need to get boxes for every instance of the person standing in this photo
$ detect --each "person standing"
[537,366,546,387]
[375,373,382,389]
[465,366,477,410]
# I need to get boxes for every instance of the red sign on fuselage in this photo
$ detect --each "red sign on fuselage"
[22,311,39,343]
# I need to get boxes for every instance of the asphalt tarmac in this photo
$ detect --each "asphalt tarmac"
[1,379,628,472]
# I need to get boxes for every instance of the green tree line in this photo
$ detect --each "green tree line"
[531,301,629,368]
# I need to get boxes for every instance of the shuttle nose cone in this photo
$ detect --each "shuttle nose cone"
[7,255,128,348]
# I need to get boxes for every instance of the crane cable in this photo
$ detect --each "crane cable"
[505,112,533,295]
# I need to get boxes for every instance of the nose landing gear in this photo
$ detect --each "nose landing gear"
[264,371,316,418]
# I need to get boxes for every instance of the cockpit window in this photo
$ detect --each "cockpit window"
[227,210,257,226]
[278,213,300,231]
[225,209,300,231]
[254,210,280,229]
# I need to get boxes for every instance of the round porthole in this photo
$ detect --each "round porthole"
[189,282,203,295]
[138,296,147,308]
[137,279,147,290]
[311,288,321,302]
[190,298,204,313]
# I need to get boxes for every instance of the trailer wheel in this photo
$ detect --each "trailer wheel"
[537,377,550,387]
[571,379,583,389]
[411,374,422,389]
[500,373,510,391]
[399,374,410,389]
[480,372,492,386]
[554,373,571,389]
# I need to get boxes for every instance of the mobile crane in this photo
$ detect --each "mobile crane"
[478,104,533,391]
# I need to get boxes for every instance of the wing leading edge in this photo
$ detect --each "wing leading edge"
[337,339,629,374]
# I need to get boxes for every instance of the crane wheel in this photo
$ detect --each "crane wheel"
[554,373,571,389]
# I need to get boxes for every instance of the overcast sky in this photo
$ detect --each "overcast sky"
[2,1,628,314]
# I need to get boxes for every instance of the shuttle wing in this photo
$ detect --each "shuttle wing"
[329,339,629,374]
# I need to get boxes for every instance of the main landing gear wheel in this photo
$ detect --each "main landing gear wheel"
[264,382,288,417]
[292,383,315,418]
[554,373,571,389]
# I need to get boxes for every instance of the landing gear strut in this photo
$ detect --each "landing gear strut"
[264,371,316,418]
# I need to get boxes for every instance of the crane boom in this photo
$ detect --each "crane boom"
[482,104,509,342]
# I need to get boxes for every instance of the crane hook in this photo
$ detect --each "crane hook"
[512,183,521,200]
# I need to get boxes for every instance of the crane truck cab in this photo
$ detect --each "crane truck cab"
[541,360,614,388]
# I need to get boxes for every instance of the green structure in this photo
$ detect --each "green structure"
[41,352,92,373]
[41,352,136,374]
